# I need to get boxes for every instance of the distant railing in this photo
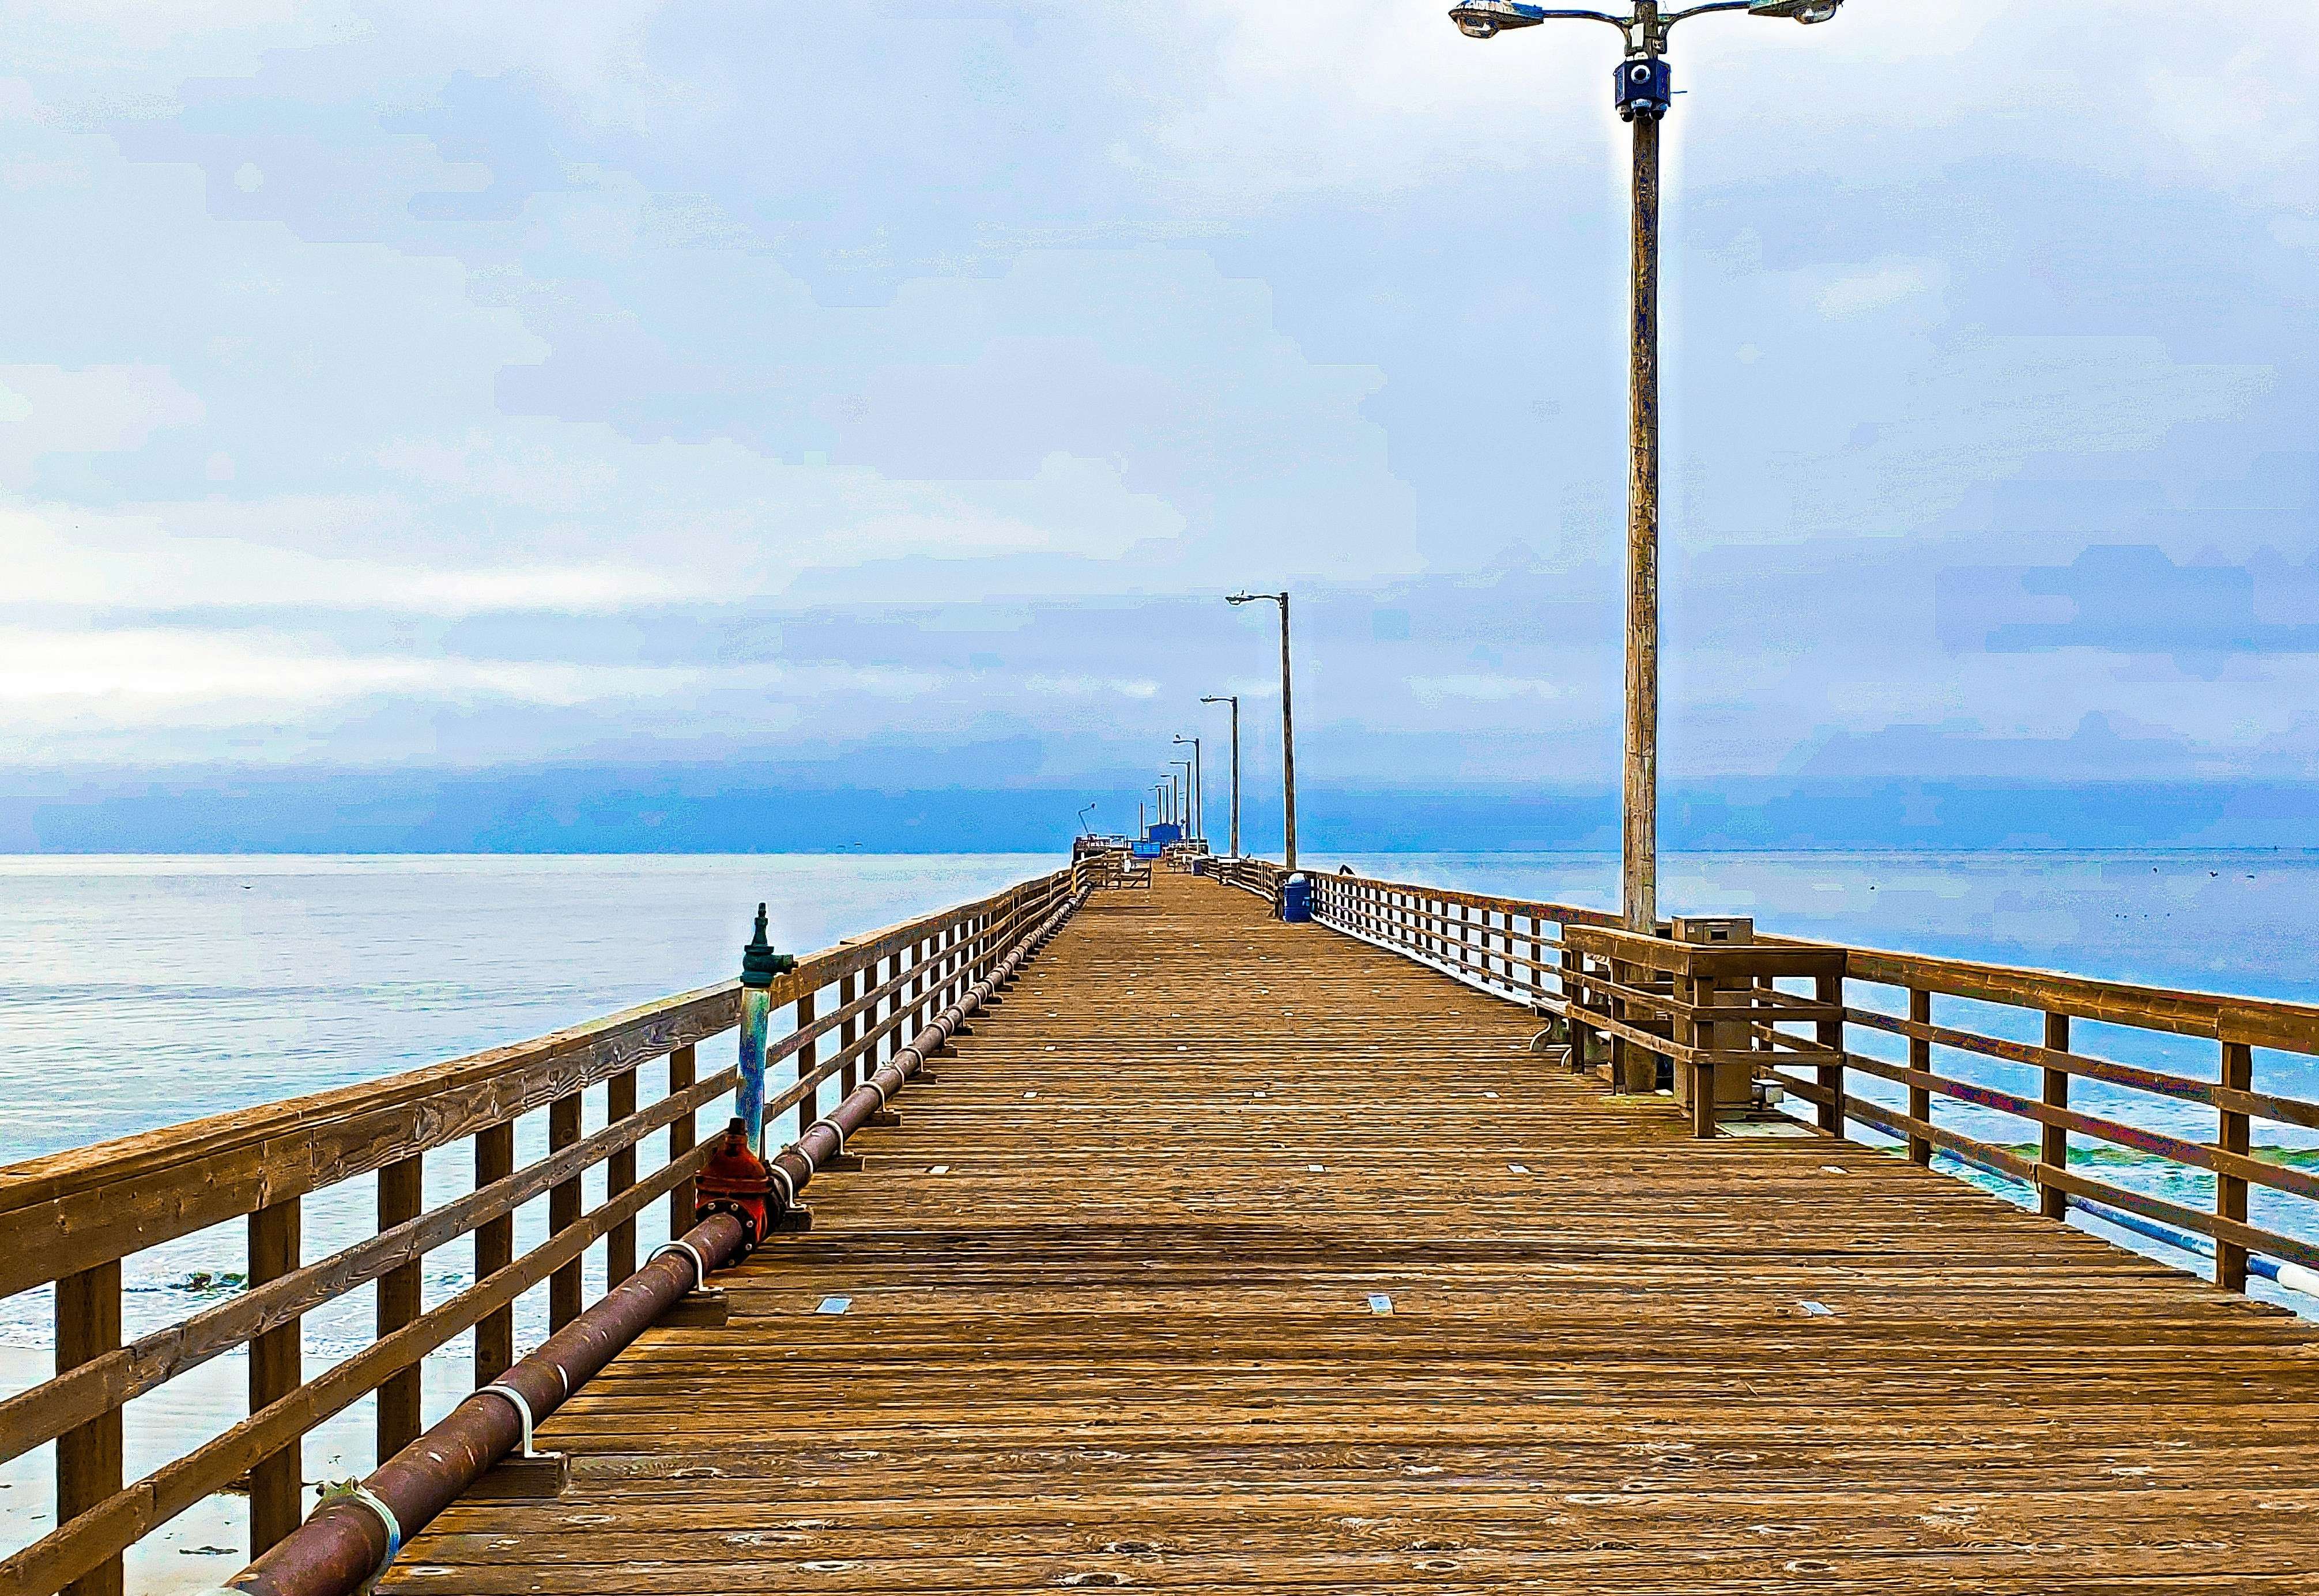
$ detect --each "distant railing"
[0,867,1079,1596]
[1307,868,2319,1299]
[1209,855,1284,904]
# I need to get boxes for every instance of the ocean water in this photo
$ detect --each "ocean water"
[2,849,2315,1586]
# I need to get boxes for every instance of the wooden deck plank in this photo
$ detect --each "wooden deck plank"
[387,871,2319,1594]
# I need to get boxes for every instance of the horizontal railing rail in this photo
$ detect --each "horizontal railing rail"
[1306,866,2319,1300]
[0,864,1079,1596]
[1211,855,1284,904]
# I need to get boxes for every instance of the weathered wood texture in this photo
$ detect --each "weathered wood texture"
[391,871,2319,1594]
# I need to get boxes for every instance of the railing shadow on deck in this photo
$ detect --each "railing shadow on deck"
[1300,866,2319,1308]
[0,867,1080,1596]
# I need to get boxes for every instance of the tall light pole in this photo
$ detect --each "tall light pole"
[1201,695,1240,857]
[1173,735,1204,844]
[1447,0,1847,932]
[1170,760,1194,840]
[1226,591,1297,872]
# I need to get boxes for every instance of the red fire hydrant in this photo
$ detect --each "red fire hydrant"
[694,1116,773,1259]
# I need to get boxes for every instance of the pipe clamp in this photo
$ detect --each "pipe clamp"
[312,1481,401,1594]
[647,1239,708,1289]
[766,1162,799,1208]
[477,1382,540,1458]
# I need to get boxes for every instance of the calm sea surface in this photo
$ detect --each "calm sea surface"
[2,848,2314,1352]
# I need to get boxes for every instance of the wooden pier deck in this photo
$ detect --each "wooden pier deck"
[390,871,2319,1594]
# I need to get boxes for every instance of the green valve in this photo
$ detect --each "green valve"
[741,903,797,988]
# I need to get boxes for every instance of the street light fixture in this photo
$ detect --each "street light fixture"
[1446,0,1847,933]
[1225,591,1298,873]
[1170,759,1194,842]
[1200,695,1240,858]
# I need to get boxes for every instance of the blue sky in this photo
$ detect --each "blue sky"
[2,2,2313,850]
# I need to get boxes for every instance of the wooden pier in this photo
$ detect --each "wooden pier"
[8,863,2319,1595]
[396,871,2319,1593]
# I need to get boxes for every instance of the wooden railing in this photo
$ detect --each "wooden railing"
[1309,868,2319,1297]
[1209,855,1284,904]
[0,866,1079,1596]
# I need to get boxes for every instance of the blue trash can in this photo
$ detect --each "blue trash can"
[1281,873,1312,924]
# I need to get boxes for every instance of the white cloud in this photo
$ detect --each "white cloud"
[1815,260,1944,320]
[0,364,203,482]
[0,0,2306,793]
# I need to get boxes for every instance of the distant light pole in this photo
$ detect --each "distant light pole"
[1077,802,1097,838]
[1153,782,1168,835]
[1200,695,1241,857]
[1226,591,1298,872]
[1446,0,1848,932]
[1170,760,1194,840]
[1173,735,1204,844]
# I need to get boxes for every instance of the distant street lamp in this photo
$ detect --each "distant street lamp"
[1173,735,1204,844]
[1077,802,1098,838]
[1226,591,1298,872]
[1170,760,1194,840]
[1200,695,1241,858]
[1446,0,1848,932]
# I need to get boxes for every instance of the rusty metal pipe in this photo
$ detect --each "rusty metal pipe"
[216,884,1086,1596]
[222,1210,747,1596]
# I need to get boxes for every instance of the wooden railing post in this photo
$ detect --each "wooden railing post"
[1815,974,1845,1137]
[1560,934,1582,1047]
[2218,1039,2254,1292]
[877,954,898,1065]
[248,1195,303,1556]
[548,1092,584,1330]
[838,970,860,1096]
[1683,968,1716,1138]
[606,1065,638,1288]
[2040,1013,2071,1220]
[56,1261,123,1596]
[1907,988,1934,1167]
[797,987,819,1132]
[666,1043,698,1242]
[378,1153,424,1457]
[475,1123,515,1382]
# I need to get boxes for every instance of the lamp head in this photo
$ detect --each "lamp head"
[1748,0,1842,21]
[1449,0,1547,39]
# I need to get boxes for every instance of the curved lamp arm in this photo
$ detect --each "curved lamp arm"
[1450,3,1638,50]
[1661,1,1752,26]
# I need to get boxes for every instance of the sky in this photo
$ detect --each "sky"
[1,1,2314,851]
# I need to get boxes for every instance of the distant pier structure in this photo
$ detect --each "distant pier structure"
[6,858,2319,1594]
